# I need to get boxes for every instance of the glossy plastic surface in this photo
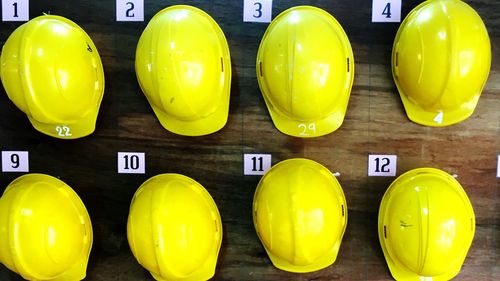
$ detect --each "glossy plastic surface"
[127,174,222,281]
[0,174,93,280]
[392,0,491,126]
[256,6,354,137]
[379,168,475,280]
[253,158,347,272]
[135,5,231,136]
[0,15,105,139]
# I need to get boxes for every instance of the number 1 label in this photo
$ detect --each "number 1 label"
[243,0,272,23]
[372,0,401,22]
[116,0,143,21]
[2,151,29,172]
[2,0,29,21]
[368,155,397,176]
[244,154,271,175]
[118,152,145,174]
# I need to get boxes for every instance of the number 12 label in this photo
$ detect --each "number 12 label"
[244,154,271,175]
[368,155,397,176]
[2,151,29,172]
[2,0,29,21]
[243,0,272,23]
[116,0,143,21]
[372,0,401,22]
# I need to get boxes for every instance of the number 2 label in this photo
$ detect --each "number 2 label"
[2,0,29,22]
[372,0,401,22]
[243,0,272,23]
[368,155,397,176]
[116,0,143,21]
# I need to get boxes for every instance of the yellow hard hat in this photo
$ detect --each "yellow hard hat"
[253,158,347,272]
[378,168,475,280]
[135,5,231,136]
[256,6,354,137]
[127,174,222,281]
[392,0,491,126]
[0,174,93,280]
[0,15,105,139]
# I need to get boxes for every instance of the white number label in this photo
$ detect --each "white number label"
[2,0,29,21]
[116,0,143,21]
[243,0,272,23]
[372,0,401,22]
[118,152,145,174]
[368,155,397,176]
[497,155,500,178]
[244,154,271,175]
[55,125,72,137]
[433,111,444,124]
[2,151,29,172]
[298,123,316,136]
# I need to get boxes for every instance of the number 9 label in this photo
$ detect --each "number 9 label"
[243,0,272,23]
[2,151,29,172]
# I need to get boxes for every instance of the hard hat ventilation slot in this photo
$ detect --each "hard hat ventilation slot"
[347,58,350,72]
[214,220,219,232]
[470,218,473,231]
[395,52,398,67]
[259,62,263,76]
[220,57,224,72]
[341,204,345,217]
[384,225,387,238]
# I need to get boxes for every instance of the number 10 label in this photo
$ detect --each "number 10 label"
[368,155,397,176]
[243,0,272,23]
[372,0,401,22]
[118,152,145,174]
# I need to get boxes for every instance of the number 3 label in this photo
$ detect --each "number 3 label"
[2,151,29,172]
[2,0,29,22]
[368,155,397,176]
[116,0,143,21]
[244,154,271,175]
[243,0,272,23]
[372,0,401,22]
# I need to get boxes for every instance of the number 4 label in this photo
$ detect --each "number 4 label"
[372,0,401,22]
[243,0,272,23]
[118,152,145,174]
[2,151,29,172]
[116,0,143,21]
[368,155,397,176]
[2,0,29,22]
[244,154,271,175]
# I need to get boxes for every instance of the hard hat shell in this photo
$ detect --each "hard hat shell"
[378,168,475,280]
[127,174,222,281]
[0,174,93,280]
[0,15,105,139]
[256,6,354,138]
[392,0,491,126]
[253,158,347,272]
[135,5,231,136]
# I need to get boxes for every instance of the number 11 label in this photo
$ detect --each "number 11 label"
[372,0,401,23]
[368,155,397,176]
[244,154,271,175]
[243,0,272,23]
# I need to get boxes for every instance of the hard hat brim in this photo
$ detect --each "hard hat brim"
[27,110,99,139]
